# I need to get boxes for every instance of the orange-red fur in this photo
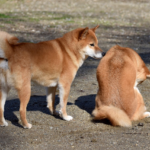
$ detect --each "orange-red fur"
[0,26,103,128]
[92,45,150,127]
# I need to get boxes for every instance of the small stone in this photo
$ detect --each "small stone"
[92,83,96,85]
[91,139,97,142]
[36,31,40,33]
[80,89,84,92]
[138,123,144,126]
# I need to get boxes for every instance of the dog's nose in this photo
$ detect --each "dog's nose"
[102,52,106,57]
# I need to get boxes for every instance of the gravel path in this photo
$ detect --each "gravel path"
[0,0,150,149]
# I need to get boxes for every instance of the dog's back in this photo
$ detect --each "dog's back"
[92,45,150,127]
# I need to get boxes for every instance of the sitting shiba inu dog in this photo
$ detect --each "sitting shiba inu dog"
[0,26,103,128]
[92,45,150,127]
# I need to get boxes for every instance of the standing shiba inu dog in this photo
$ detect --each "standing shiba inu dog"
[92,45,150,127]
[0,26,103,129]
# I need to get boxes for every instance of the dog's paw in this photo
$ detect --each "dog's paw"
[0,120,8,127]
[63,115,73,121]
[23,123,32,129]
[144,112,150,117]
[57,110,73,121]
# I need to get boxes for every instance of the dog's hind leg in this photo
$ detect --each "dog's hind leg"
[18,83,32,129]
[16,72,32,129]
[0,88,9,126]
[131,88,148,121]
[46,86,57,115]
[0,73,10,127]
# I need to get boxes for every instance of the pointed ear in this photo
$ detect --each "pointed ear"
[145,67,150,78]
[91,25,99,32]
[79,27,89,40]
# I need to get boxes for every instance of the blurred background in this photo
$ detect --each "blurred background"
[0,0,150,53]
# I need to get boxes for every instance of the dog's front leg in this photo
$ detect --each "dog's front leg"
[58,83,73,121]
[46,86,57,115]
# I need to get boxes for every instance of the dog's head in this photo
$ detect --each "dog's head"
[75,25,103,59]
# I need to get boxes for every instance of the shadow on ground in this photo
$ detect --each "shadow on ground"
[5,93,112,127]
[75,94,111,125]
[139,52,150,64]
[4,95,62,128]
[75,94,95,114]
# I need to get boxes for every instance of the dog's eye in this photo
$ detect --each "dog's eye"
[90,43,94,47]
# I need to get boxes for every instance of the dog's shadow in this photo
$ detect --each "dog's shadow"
[75,94,96,114]
[5,94,110,128]
[75,94,111,125]
[4,95,63,128]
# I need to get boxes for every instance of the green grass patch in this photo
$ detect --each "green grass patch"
[66,20,75,23]
[0,24,4,28]
[52,15,72,20]
[3,20,14,24]
[27,13,75,23]
[28,18,40,22]
[0,13,12,19]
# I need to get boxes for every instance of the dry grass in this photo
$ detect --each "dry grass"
[0,0,150,28]
[0,0,149,55]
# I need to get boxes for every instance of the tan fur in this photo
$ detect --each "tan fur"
[0,26,103,128]
[92,45,150,127]
[0,59,11,126]
[92,105,132,127]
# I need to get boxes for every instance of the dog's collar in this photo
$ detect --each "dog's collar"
[0,58,8,61]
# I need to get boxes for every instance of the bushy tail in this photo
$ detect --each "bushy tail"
[92,105,132,127]
[0,31,18,59]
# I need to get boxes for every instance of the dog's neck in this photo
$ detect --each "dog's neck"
[60,33,87,69]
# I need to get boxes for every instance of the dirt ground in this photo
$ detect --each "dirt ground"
[0,0,150,149]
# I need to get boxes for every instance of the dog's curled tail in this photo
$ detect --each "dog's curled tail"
[0,31,18,59]
[92,105,132,127]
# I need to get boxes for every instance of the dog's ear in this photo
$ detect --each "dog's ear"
[91,25,99,32]
[79,27,89,40]
[144,67,150,78]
